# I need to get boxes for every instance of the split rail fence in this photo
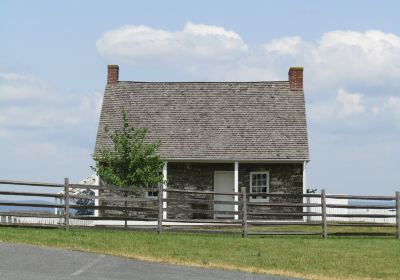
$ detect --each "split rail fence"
[0,179,399,239]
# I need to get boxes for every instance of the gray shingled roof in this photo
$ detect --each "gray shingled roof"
[94,81,309,161]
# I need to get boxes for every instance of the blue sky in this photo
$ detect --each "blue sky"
[1,1,399,195]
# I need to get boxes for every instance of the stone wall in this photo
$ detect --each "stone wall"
[99,162,304,220]
[166,162,303,220]
[99,182,158,219]
[239,163,303,220]
[166,162,233,219]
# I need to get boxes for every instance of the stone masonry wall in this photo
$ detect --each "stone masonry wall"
[166,162,303,220]
[99,181,158,219]
[99,162,303,220]
[166,162,233,219]
[239,163,303,220]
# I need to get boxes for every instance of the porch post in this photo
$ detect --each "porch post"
[162,162,168,219]
[234,162,239,220]
[54,197,58,215]
[303,161,307,222]
[94,175,99,217]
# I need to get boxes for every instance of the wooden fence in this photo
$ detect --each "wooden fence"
[0,179,399,239]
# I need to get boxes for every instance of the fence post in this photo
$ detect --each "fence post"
[321,189,327,239]
[64,177,70,230]
[158,185,163,234]
[123,190,128,230]
[241,187,247,238]
[396,191,400,239]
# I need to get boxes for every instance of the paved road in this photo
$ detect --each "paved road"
[0,243,302,280]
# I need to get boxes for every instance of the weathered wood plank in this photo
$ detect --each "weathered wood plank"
[64,178,70,230]
[164,218,242,224]
[248,231,322,236]
[326,213,396,218]
[158,185,163,234]
[327,222,396,227]
[326,204,395,209]
[70,205,158,212]
[329,232,396,237]
[70,216,157,221]
[0,212,63,218]
[163,228,239,235]
[69,194,157,203]
[247,202,320,207]
[164,208,239,215]
[165,188,239,196]
[243,202,395,209]
[321,189,327,239]
[247,221,321,226]
[163,223,241,228]
[326,194,395,200]
[242,187,247,238]
[247,212,322,216]
[247,192,321,198]
[68,184,134,192]
[0,179,63,188]
[0,223,63,228]
[396,191,400,239]
[0,191,63,198]
[70,225,157,231]
[162,198,240,205]
[0,202,64,208]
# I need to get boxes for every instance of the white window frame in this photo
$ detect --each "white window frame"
[249,171,270,202]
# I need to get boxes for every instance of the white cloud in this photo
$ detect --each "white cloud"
[97,24,400,93]
[182,22,241,39]
[384,96,400,112]
[263,36,303,56]
[383,97,400,129]
[309,88,400,124]
[0,70,101,182]
[96,22,248,66]
[0,72,101,129]
[337,88,365,116]
[0,72,54,101]
[307,101,337,121]
[96,23,400,131]
[250,29,400,89]
[0,72,36,82]
[376,96,400,128]
[306,30,400,88]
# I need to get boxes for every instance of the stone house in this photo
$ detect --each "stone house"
[94,65,309,219]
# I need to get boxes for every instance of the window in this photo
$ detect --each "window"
[146,188,159,199]
[146,171,162,199]
[250,171,269,201]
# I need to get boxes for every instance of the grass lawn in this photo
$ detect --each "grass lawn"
[0,226,399,280]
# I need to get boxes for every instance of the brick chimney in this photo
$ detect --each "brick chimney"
[107,65,119,85]
[288,67,303,91]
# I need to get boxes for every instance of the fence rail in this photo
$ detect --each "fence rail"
[0,178,399,239]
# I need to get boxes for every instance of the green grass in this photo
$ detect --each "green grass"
[0,226,399,280]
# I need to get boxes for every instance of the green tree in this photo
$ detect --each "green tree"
[92,112,163,227]
[92,112,164,189]
[73,189,95,216]
[306,188,318,194]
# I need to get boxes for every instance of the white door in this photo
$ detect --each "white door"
[214,171,235,218]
